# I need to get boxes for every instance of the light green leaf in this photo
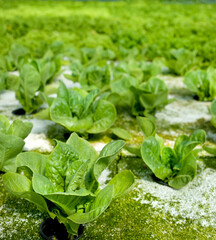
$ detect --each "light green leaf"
[16,152,48,175]
[111,127,131,140]
[168,175,192,189]
[8,119,33,139]
[17,63,42,113]
[0,133,24,162]
[136,116,156,137]
[32,173,56,194]
[45,141,80,192]
[94,140,125,180]
[141,136,172,180]
[108,170,134,199]
[87,100,116,134]
[68,184,114,224]
[44,190,94,216]
[3,172,53,216]
[66,132,98,163]
[203,143,216,155]
[0,114,10,133]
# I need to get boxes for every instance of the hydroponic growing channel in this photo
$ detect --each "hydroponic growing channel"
[0,0,216,239]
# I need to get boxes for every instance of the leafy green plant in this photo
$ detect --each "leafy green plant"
[108,77,169,116]
[184,68,216,101]
[50,81,116,133]
[15,63,43,114]
[124,117,156,157]
[141,129,206,189]
[131,77,169,115]
[0,43,29,71]
[3,133,134,238]
[67,63,111,91]
[31,56,61,88]
[0,115,32,172]
[166,48,197,75]
[80,46,116,64]
[112,60,161,83]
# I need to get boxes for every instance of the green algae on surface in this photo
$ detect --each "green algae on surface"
[82,191,216,240]
[0,174,44,240]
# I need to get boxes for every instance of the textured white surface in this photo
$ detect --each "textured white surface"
[24,133,53,153]
[133,162,216,227]
[156,99,211,124]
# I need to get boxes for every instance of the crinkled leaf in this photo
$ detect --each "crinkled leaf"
[66,132,98,166]
[45,141,80,192]
[161,147,177,167]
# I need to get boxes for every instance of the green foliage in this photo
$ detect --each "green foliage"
[0,115,32,173]
[112,60,161,83]
[108,76,169,116]
[49,81,116,133]
[183,68,216,101]
[141,130,206,189]
[124,117,156,157]
[15,63,43,114]
[110,127,131,140]
[209,99,216,128]
[3,133,134,238]
[166,49,198,75]
[131,77,169,116]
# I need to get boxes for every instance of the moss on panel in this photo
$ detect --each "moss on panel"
[83,190,216,240]
[0,174,44,240]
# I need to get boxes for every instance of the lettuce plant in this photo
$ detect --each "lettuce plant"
[183,68,216,101]
[124,117,156,157]
[108,77,169,116]
[14,63,43,114]
[112,60,161,83]
[3,133,134,238]
[166,48,197,75]
[0,115,32,172]
[141,129,206,189]
[50,81,116,133]
[31,57,60,88]
[72,64,111,91]
[131,77,169,115]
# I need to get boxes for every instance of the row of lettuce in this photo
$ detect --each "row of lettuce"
[1,1,216,71]
[1,50,216,238]
[1,112,216,238]
[1,42,216,117]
